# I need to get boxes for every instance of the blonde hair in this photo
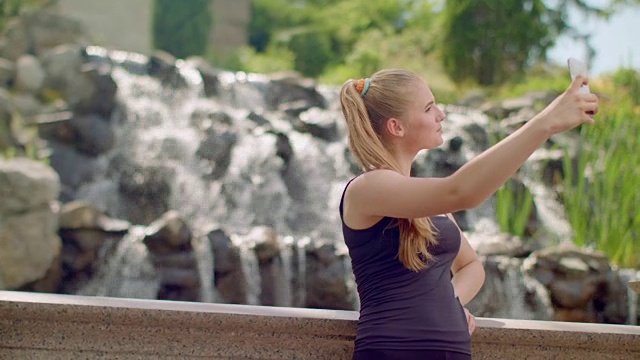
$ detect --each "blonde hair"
[340,69,438,272]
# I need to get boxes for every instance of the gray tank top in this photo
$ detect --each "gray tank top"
[340,178,471,355]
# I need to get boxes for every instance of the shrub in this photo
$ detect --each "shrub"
[152,0,213,59]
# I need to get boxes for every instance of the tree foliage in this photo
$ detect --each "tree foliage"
[246,0,438,78]
[441,0,611,85]
[152,0,213,59]
[245,0,632,85]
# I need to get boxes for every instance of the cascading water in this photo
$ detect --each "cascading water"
[279,236,295,307]
[72,47,358,306]
[62,47,600,320]
[294,236,311,307]
[233,234,262,306]
[78,226,160,299]
[521,150,574,242]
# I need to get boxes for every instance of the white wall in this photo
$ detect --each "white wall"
[55,0,154,55]
[210,0,251,54]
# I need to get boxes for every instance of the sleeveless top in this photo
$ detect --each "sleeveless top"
[339,178,472,355]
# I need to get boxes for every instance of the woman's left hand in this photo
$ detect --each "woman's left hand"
[463,307,476,335]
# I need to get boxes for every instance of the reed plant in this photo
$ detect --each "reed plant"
[495,179,535,238]
[561,69,640,268]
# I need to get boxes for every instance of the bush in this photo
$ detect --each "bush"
[288,30,333,78]
[152,0,213,59]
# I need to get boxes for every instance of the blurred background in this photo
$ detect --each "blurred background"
[0,0,638,326]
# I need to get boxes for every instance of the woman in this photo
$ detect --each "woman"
[339,69,599,360]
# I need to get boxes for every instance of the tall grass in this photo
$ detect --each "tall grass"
[561,70,640,268]
[496,179,535,237]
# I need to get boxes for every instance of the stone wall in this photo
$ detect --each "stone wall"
[54,0,154,54]
[1,291,639,359]
[54,0,250,57]
[210,0,251,56]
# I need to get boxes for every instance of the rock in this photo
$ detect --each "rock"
[143,212,200,302]
[57,201,130,295]
[69,113,115,156]
[0,89,16,150]
[305,242,355,310]
[208,228,247,304]
[0,19,30,61]
[0,208,61,290]
[157,267,200,288]
[148,50,188,88]
[456,89,486,108]
[250,226,280,264]
[0,58,15,87]
[548,278,597,308]
[46,141,101,200]
[14,55,45,93]
[0,163,62,290]
[467,255,554,321]
[59,201,130,233]
[59,201,101,229]
[296,107,339,141]
[24,10,88,56]
[143,211,192,254]
[186,56,222,97]
[0,10,87,61]
[265,75,326,112]
[11,93,43,117]
[468,232,533,258]
[0,158,60,214]
[196,126,237,179]
[523,242,627,323]
[19,253,62,293]
[150,252,198,269]
[40,44,84,90]
[246,111,270,126]
[114,159,175,225]
[71,64,118,116]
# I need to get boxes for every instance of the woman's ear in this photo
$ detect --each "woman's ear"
[385,118,405,138]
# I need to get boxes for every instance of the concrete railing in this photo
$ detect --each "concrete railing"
[1,291,639,359]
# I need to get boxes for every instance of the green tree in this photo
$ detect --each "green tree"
[245,0,438,79]
[248,0,299,52]
[440,0,609,86]
[152,0,213,59]
[442,0,554,85]
[288,29,333,77]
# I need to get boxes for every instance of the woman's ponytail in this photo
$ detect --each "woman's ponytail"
[339,70,439,272]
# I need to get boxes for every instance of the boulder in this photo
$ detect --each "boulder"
[0,158,61,290]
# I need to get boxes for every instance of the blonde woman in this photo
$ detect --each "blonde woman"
[339,69,598,360]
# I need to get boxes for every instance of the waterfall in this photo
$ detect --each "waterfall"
[193,232,217,303]
[279,236,295,307]
[470,256,553,320]
[522,150,573,242]
[55,48,629,324]
[78,226,160,299]
[232,234,262,305]
[295,237,311,307]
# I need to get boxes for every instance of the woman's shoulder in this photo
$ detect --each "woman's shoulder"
[348,169,401,189]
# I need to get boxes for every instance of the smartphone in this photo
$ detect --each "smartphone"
[567,57,591,95]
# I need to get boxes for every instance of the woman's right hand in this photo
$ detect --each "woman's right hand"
[534,75,600,135]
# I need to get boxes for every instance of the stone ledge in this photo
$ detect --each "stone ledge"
[1,291,639,359]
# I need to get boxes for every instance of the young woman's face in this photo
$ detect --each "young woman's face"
[401,80,446,151]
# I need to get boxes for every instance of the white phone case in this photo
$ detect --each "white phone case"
[568,58,590,94]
